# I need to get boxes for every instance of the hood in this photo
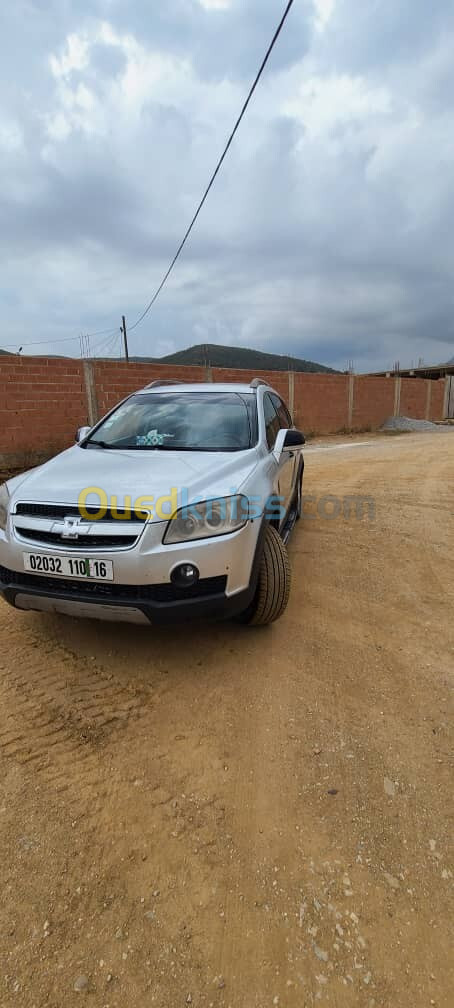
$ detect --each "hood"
[9,444,259,520]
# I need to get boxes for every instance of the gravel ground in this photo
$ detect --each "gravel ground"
[0,432,452,1008]
[381,415,447,432]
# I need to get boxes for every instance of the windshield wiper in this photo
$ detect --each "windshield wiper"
[85,440,120,449]
[85,441,172,450]
[123,445,246,452]
[85,441,247,452]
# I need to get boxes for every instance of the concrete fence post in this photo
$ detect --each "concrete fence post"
[83,360,99,427]
[393,376,402,417]
[347,374,355,429]
[288,371,295,418]
[425,380,432,421]
[443,376,451,419]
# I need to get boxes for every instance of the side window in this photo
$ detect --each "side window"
[270,393,292,429]
[263,394,281,450]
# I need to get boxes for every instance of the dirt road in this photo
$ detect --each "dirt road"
[0,432,452,1008]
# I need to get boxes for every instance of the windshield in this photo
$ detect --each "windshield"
[84,392,256,452]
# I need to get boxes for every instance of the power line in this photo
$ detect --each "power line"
[87,325,121,339]
[91,329,122,358]
[1,335,80,350]
[90,329,119,351]
[127,0,296,334]
[1,327,119,353]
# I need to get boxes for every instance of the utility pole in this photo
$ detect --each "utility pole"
[121,316,129,362]
[80,334,90,358]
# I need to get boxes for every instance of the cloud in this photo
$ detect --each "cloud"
[198,0,231,10]
[313,0,335,33]
[0,117,24,153]
[1,0,453,370]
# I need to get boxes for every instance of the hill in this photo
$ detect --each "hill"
[131,343,338,373]
[0,342,337,372]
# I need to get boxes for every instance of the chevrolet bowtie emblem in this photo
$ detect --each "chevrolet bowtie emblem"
[58,517,85,539]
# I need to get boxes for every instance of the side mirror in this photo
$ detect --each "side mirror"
[273,428,305,462]
[75,426,92,444]
[284,429,306,448]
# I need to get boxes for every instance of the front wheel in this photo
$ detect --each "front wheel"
[239,525,291,626]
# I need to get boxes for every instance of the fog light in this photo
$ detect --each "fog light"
[171,563,199,589]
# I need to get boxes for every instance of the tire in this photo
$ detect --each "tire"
[240,525,291,626]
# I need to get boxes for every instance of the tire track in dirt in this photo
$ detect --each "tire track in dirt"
[0,611,153,819]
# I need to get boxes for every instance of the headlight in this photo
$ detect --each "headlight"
[0,483,10,532]
[163,495,249,545]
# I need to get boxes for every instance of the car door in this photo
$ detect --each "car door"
[270,393,299,511]
[263,393,295,518]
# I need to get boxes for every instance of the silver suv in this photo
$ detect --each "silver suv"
[0,379,305,626]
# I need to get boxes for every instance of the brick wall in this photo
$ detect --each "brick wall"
[211,368,290,400]
[92,361,206,416]
[0,357,86,467]
[293,373,350,434]
[429,379,446,421]
[0,355,448,468]
[352,376,396,430]
[399,378,430,419]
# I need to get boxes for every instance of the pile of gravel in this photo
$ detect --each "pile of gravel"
[381,416,442,432]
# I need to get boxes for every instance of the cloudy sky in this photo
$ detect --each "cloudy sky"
[1,0,454,371]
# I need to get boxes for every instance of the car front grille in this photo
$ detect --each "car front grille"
[0,566,227,605]
[15,528,136,550]
[13,501,147,550]
[15,503,149,522]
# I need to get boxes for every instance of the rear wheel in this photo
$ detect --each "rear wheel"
[239,525,291,626]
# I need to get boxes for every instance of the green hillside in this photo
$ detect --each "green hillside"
[132,343,338,373]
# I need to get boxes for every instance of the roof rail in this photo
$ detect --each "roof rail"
[145,379,184,389]
[250,378,269,389]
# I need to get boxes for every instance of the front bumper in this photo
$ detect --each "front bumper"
[0,519,266,625]
[0,568,255,624]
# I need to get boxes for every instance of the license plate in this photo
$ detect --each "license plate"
[23,553,114,582]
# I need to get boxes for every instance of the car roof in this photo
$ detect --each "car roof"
[136,382,259,395]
